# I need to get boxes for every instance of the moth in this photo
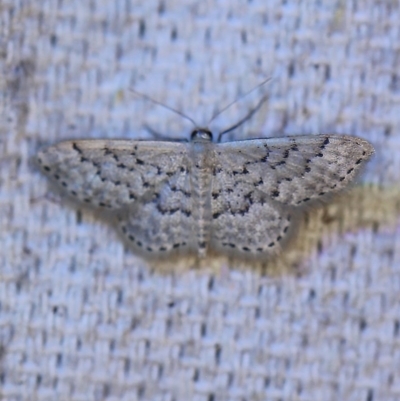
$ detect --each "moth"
[37,88,374,258]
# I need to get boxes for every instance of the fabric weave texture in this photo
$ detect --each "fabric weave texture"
[1,1,399,400]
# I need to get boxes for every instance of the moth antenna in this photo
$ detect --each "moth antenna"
[217,93,269,142]
[208,77,273,125]
[130,88,198,127]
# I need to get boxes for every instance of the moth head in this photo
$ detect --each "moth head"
[190,128,213,142]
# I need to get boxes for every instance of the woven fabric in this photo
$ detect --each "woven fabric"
[1,1,400,400]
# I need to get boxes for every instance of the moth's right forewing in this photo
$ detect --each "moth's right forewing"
[37,139,190,210]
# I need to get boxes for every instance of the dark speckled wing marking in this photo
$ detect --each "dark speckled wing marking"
[210,134,374,256]
[116,156,195,255]
[37,139,196,255]
[210,180,293,256]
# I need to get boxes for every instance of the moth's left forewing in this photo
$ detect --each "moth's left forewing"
[215,135,374,207]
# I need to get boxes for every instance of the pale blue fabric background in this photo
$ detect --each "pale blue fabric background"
[1,1,399,400]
